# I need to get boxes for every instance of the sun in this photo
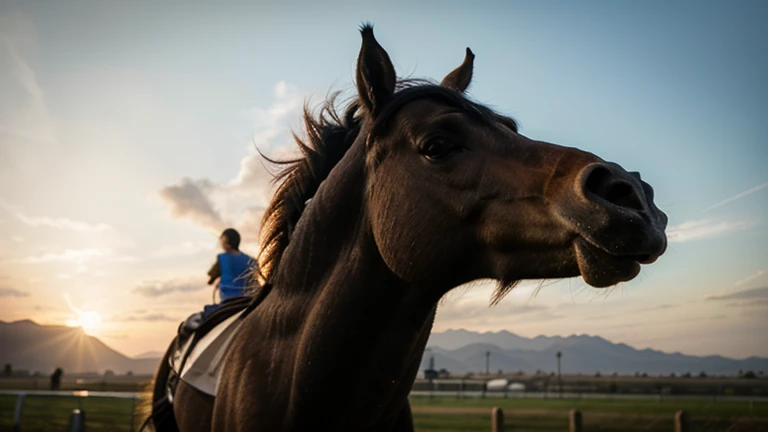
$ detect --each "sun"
[66,310,102,333]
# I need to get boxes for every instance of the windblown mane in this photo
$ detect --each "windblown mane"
[257,94,362,283]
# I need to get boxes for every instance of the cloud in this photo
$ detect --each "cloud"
[0,287,29,297]
[132,277,207,297]
[158,179,226,234]
[117,312,179,322]
[158,81,305,240]
[706,286,768,302]
[734,269,768,288]
[17,248,140,266]
[19,248,106,264]
[16,214,112,231]
[704,182,768,212]
[0,25,57,145]
[152,240,215,258]
[666,219,755,243]
[435,285,556,325]
[632,303,679,313]
[0,199,114,231]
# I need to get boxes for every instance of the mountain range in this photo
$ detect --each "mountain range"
[421,329,768,376]
[0,320,159,375]
[2,320,766,376]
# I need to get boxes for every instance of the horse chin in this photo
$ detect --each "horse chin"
[573,237,642,288]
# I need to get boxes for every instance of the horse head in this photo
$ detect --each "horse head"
[356,26,668,300]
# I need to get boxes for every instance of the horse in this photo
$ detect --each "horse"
[150,25,668,431]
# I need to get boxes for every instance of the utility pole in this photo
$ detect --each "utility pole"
[486,350,490,375]
[557,351,563,398]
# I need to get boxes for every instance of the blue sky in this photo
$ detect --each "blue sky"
[1,0,766,358]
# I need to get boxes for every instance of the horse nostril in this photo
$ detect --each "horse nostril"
[605,182,645,211]
[583,164,646,212]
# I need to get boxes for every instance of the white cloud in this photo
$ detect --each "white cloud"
[0,287,29,298]
[666,219,755,243]
[0,199,114,231]
[19,248,106,264]
[734,269,768,288]
[158,81,305,240]
[17,248,140,265]
[111,311,179,322]
[706,286,768,301]
[704,182,768,212]
[433,281,561,330]
[152,240,215,258]
[16,214,113,231]
[0,25,58,145]
[132,277,208,298]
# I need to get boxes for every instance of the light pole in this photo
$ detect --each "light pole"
[557,351,563,398]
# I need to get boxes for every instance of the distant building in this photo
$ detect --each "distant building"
[424,355,438,380]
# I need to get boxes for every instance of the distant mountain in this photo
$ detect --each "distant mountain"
[5,320,766,377]
[423,329,768,376]
[427,329,560,351]
[134,351,165,360]
[0,320,159,375]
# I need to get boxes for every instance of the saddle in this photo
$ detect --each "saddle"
[168,297,253,399]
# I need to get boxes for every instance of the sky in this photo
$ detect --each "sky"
[0,0,767,359]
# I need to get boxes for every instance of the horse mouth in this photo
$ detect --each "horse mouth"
[573,237,651,288]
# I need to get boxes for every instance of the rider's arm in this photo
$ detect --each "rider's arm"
[207,260,221,285]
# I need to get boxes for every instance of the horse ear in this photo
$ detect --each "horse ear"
[356,25,396,116]
[441,48,475,93]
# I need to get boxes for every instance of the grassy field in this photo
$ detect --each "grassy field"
[410,396,768,432]
[0,395,137,432]
[1,394,767,431]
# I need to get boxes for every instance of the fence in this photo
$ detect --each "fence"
[490,407,691,432]
[410,378,768,403]
[0,390,140,432]
[2,388,764,431]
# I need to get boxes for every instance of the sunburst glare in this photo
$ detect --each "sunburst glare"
[66,310,102,333]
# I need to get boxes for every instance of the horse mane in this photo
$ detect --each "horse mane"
[257,93,362,283]
[256,80,519,285]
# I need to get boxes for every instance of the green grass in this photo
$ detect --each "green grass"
[0,395,137,432]
[1,394,766,431]
[409,396,768,432]
[409,395,768,417]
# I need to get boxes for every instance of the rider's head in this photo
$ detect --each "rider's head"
[220,228,241,252]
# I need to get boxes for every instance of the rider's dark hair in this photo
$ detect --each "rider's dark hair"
[221,228,241,250]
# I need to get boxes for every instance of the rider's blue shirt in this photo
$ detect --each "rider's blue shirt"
[217,251,254,301]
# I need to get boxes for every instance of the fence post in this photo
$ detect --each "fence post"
[68,409,86,432]
[491,407,504,432]
[674,410,689,432]
[12,392,25,432]
[129,396,137,432]
[569,409,583,432]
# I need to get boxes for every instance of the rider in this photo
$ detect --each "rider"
[204,228,255,314]
[179,228,255,340]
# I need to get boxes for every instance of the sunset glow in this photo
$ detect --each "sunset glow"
[66,310,102,333]
[0,1,766,360]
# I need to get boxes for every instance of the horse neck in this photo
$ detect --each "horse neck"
[267,138,438,423]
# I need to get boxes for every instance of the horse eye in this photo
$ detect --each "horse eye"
[420,137,460,161]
